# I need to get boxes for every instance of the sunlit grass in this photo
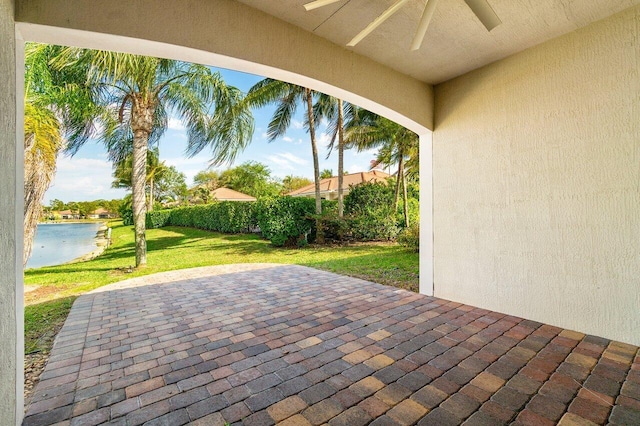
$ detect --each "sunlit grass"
[25,220,418,352]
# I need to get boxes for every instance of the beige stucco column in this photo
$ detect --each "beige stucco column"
[0,0,24,424]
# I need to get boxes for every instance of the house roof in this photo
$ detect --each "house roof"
[287,170,391,197]
[91,208,112,214]
[211,187,257,201]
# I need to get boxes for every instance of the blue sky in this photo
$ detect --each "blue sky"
[44,68,378,203]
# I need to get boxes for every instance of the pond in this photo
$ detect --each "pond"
[26,222,102,269]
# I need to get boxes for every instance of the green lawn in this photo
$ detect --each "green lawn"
[25,221,419,353]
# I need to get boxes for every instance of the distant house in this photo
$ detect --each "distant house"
[211,188,256,202]
[287,170,391,200]
[88,208,117,219]
[59,209,80,219]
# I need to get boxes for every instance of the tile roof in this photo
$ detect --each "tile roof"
[287,170,391,197]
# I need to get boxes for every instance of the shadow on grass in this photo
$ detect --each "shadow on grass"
[25,296,78,354]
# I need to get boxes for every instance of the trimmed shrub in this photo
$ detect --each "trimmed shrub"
[344,182,399,241]
[255,196,316,247]
[398,223,420,252]
[146,209,172,229]
[145,201,257,233]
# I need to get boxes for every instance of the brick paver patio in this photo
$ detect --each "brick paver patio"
[23,264,640,426]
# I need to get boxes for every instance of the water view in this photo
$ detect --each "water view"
[26,222,102,269]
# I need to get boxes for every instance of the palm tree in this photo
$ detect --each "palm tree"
[54,49,254,266]
[112,147,168,211]
[314,95,356,218]
[23,43,97,266]
[346,108,418,227]
[247,79,324,241]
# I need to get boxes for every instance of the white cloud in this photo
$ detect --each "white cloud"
[266,152,309,172]
[291,119,304,130]
[278,152,308,166]
[261,132,269,140]
[282,136,293,143]
[168,118,185,131]
[45,156,126,202]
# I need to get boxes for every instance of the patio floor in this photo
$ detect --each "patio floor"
[23,264,640,426]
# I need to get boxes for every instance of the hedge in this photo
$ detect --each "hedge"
[344,182,400,241]
[145,201,257,234]
[254,196,316,247]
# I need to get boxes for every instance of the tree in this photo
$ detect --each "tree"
[49,199,65,211]
[112,148,169,210]
[247,79,324,241]
[54,49,254,267]
[193,170,221,189]
[320,169,333,179]
[219,161,281,198]
[346,108,418,227]
[281,175,312,194]
[23,43,97,266]
[155,165,188,205]
[314,95,356,218]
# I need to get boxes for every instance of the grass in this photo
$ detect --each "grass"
[24,220,419,353]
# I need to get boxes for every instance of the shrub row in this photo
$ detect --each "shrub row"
[255,197,317,247]
[146,201,257,234]
[143,183,418,246]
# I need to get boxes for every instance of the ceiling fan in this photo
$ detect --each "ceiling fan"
[303,0,502,50]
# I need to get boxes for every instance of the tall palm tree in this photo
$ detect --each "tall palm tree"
[54,49,254,266]
[346,108,418,227]
[247,79,324,241]
[314,95,356,218]
[112,147,168,211]
[23,43,98,266]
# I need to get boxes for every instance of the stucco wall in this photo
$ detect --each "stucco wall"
[0,0,23,424]
[433,6,640,345]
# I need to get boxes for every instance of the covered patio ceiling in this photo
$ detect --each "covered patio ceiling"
[237,0,640,84]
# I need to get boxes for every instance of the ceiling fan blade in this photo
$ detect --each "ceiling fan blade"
[347,0,411,47]
[410,0,440,51]
[303,0,342,11]
[464,0,501,31]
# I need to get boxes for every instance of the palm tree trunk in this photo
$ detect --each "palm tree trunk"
[306,88,324,244]
[148,175,154,212]
[401,161,409,227]
[337,99,344,219]
[131,103,152,267]
[393,155,403,213]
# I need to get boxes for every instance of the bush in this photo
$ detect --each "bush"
[344,182,399,241]
[119,195,133,226]
[146,209,172,229]
[398,223,419,252]
[255,197,316,247]
[145,202,257,233]
[397,197,419,229]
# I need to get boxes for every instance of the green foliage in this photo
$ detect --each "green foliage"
[320,169,333,179]
[344,182,399,241]
[281,175,313,194]
[146,209,172,229]
[255,197,316,247]
[398,223,420,252]
[309,200,347,243]
[119,195,133,226]
[149,202,257,234]
[219,161,282,198]
[397,197,420,229]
